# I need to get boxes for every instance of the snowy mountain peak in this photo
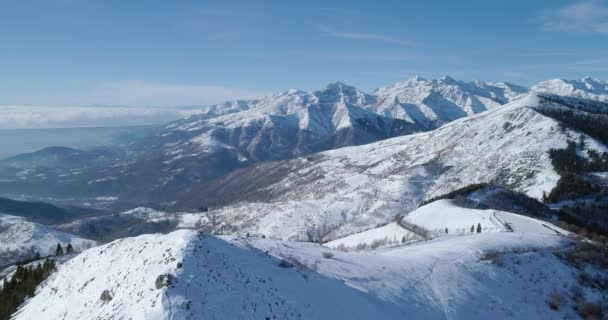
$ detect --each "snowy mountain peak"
[276,88,307,97]
[318,81,359,95]
[438,75,457,83]
[532,77,608,102]
[408,75,427,82]
[370,76,529,127]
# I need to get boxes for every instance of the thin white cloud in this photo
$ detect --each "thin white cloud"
[319,25,415,46]
[87,80,265,107]
[540,0,608,35]
[0,105,201,129]
[0,80,266,129]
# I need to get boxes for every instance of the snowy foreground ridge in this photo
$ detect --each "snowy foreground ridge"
[14,201,590,320]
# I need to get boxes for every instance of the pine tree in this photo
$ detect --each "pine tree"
[470,225,474,233]
[66,243,74,254]
[55,243,64,256]
[445,228,448,234]
[476,223,482,233]
[0,258,57,320]
[34,251,41,260]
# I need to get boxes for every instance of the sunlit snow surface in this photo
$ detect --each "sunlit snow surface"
[182,93,607,240]
[13,202,587,320]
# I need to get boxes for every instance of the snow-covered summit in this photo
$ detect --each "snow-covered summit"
[532,77,608,102]
[371,76,529,127]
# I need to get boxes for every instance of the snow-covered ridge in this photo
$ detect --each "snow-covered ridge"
[532,77,608,103]
[0,213,96,266]
[14,202,590,320]
[177,93,608,241]
[156,77,530,167]
[372,75,529,127]
[14,230,404,319]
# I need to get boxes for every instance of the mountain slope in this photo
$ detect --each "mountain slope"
[371,76,528,128]
[169,93,608,241]
[14,203,598,320]
[0,77,529,206]
[0,214,96,266]
[248,202,590,319]
[13,230,404,320]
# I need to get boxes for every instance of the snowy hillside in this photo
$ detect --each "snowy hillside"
[168,93,607,241]
[402,199,508,235]
[249,204,583,319]
[0,214,96,266]
[13,230,404,320]
[14,203,599,320]
[532,77,608,102]
[324,222,421,251]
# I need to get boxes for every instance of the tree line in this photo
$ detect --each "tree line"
[0,258,56,320]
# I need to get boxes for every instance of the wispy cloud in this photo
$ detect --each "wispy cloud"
[0,105,201,129]
[540,0,608,35]
[319,25,415,46]
[0,81,267,129]
[89,80,264,107]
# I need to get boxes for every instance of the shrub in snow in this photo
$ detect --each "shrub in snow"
[479,250,505,266]
[546,291,565,310]
[322,252,334,259]
[398,220,431,239]
[155,274,174,289]
[100,290,113,302]
[575,300,602,319]
[278,256,307,269]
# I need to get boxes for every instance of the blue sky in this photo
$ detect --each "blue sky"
[1,0,608,107]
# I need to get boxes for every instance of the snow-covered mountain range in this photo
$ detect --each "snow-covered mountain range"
[2,76,608,320]
[0,76,535,204]
[532,77,608,103]
[164,93,607,241]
